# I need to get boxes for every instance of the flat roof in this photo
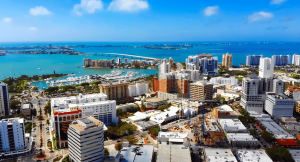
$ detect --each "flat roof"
[157,143,170,162]
[218,119,247,131]
[22,104,30,109]
[227,133,258,142]
[70,116,102,132]
[158,132,189,139]
[120,145,153,162]
[237,149,272,162]
[204,148,237,162]
[145,97,167,102]
[289,150,300,162]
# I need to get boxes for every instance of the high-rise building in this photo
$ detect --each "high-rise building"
[99,81,129,100]
[259,57,274,79]
[197,53,212,59]
[169,57,173,65]
[190,81,214,101]
[186,56,200,70]
[128,83,149,97]
[50,93,118,148]
[272,55,291,66]
[68,116,104,162]
[246,55,262,66]
[199,57,218,75]
[222,52,232,68]
[116,57,122,64]
[265,92,294,117]
[124,58,128,64]
[159,58,171,75]
[83,58,113,68]
[292,54,300,66]
[0,118,25,152]
[0,82,9,116]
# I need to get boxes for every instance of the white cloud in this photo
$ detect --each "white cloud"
[204,6,219,16]
[3,17,12,23]
[29,27,38,31]
[30,6,51,16]
[73,0,103,16]
[248,11,273,23]
[270,0,286,5]
[108,0,149,12]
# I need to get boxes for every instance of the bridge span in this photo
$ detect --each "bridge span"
[91,53,161,60]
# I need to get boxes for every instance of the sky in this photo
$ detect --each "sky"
[0,0,299,42]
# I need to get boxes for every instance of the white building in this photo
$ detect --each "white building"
[289,150,300,162]
[218,119,248,133]
[210,77,238,85]
[0,118,33,157]
[236,149,273,162]
[159,58,171,75]
[186,56,200,70]
[226,133,260,148]
[116,57,122,64]
[204,148,238,162]
[157,132,189,143]
[50,93,117,148]
[272,55,291,66]
[265,92,294,117]
[246,55,262,66]
[128,83,149,97]
[68,116,104,162]
[259,57,274,79]
[0,82,10,116]
[292,54,300,66]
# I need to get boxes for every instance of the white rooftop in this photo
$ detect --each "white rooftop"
[227,133,258,142]
[218,119,247,132]
[256,117,295,139]
[237,149,273,162]
[158,132,189,139]
[218,105,233,112]
[204,148,237,162]
[248,111,270,118]
[289,150,300,162]
[22,104,31,109]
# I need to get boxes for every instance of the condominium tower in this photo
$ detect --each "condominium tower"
[0,82,9,116]
[246,55,262,66]
[99,81,129,100]
[190,81,214,101]
[68,116,104,162]
[222,52,232,68]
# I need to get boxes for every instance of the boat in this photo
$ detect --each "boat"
[38,68,41,70]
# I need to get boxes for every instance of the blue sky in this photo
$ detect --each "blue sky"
[0,0,299,42]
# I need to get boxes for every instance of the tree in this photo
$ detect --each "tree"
[261,131,275,143]
[142,104,146,112]
[240,108,249,116]
[32,87,39,91]
[116,109,123,116]
[249,129,257,136]
[115,143,123,151]
[266,147,294,162]
[166,114,169,117]
[10,101,21,109]
[148,126,160,137]
[104,148,110,155]
[145,117,150,121]
[127,135,138,145]
[46,119,50,125]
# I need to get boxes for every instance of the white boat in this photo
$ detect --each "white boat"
[38,68,41,70]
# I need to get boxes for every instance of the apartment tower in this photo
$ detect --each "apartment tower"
[222,52,232,68]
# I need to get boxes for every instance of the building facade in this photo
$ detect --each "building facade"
[0,82,9,116]
[21,104,31,117]
[272,55,291,66]
[99,81,129,100]
[50,93,117,148]
[292,54,300,66]
[222,52,233,68]
[265,92,294,117]
[190,81,213,101]
[128,83,149,97]
[68,117,104,162]
[199,57,218,75]
[83,58,113,68]
[246,55,262,66]
[209,76,238,85]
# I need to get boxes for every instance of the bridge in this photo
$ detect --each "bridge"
[91,53,161,60]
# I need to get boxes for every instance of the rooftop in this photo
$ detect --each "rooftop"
[157,143,191,162]
[266,92,290,100]
[289,150,300,162]
[158,132,189,139]
[0,118,24,124]
[218,119,247,131]
[204,148,237,162]
[287,86,300,92]
[227,133,258,142]
[120,145,154,162]
[237,149,273,162]
[22,104,31,109]
[70,116,103,132]
[145,97,167,102]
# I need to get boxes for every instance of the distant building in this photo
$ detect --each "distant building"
[210,76,237,85]
[246,55,262,66]
[83,58,113,68]
[0,82,9,116]
[159,58,171,74]
[124,58,128,64]
[226,133,260,148]
[292,54,300,66]
[128,83,149,97]
[21,104,31,117]
[265,92,294,117]
[116,57,122,64]
[259,57,275,78]
[197,53,212,59]
[236,149,273,162]
[99,81,129,100]
[0,118,33,157]
[272,55,291,66]
[186,56,200,70]
[199,56,218,75]
[289,150,300,162]
[204,148,237,162]
[169,57,173,65]
[68,117,104,162]
[190,81,214,101]
[222,52,232,68]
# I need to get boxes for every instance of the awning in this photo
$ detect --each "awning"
[277,139,299,146]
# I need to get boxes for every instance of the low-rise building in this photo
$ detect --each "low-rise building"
[265,92,294,117]
[218,119,248,133]
[213,105,240,119]
[157,92,178,101]
[117,145,154,162]
[135,120,159,131]
[143,97,168,109]
[203,148,237,162]
[21,104,31,116]
[226,133,260,148]
[289,150,300,162]
[157,132,189,144]
[68,116,104,162]
[116,103,138,112]
[236,149,273,162]
[210,77,238,85]
[157,142,192,162]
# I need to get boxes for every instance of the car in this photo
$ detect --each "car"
[117,140,121,143]
[50,150,54,153]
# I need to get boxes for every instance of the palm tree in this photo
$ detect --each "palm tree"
[166,114,169,118]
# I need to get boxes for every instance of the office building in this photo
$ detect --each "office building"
[99,81,129,100]
[209,76,238,85]
[169,57,173,65]
[190,81,213,101]
[68,117,104,162]
[222,52,232,68]
[259,57,274,78]
[226,133,260,148]
[236,149,273,162]
[21,104,31,117]
[199,56,218,75]
[128,83,149,97]
[50,93,117,148]
[246,55,262,66]
[265,92,294,117]
[0,118,33,157]
[116,57,122,64]
[272,55,291,66]
[0,82,9,116]
[292,54,300,66]
[204,148,237,162]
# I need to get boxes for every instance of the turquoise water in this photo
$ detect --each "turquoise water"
[1,42,300,89]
